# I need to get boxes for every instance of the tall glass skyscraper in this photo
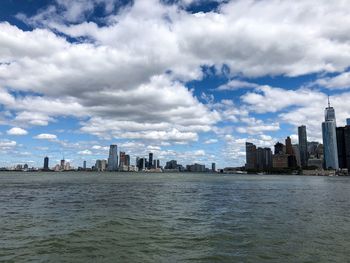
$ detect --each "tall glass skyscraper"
[322,99,339,169]
[298,125,308,167]
[108,145,118,171]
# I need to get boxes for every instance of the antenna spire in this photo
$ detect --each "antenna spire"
[328,95,330,108]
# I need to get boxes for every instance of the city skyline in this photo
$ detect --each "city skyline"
[2,1,350,168]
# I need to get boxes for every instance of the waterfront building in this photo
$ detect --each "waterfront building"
[107,145,118,171]
[285,136,294,155]
[165,160,178,170]
[336,127,346,169]
[187,163,206,172]
[125,155,130,166]
[298,125,308,167]
[148,153,153,169]
[336,125,350,169]
[292,145,301,167]
[257,147,265,171]
[322,99,339,169]
[274,142,284,155]
[119,152,126,167]
[136,157,146,171]
[60,159,65,170]
[212,162,216,172]
[245,142,257,170]
[43,156,49,170]
[272,154,289,169]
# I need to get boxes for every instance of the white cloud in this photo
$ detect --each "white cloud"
[204,138,218,144]
[315,72,350,90]
[0,140,17,150]
[34,133,58,141]
[216,79,259,91]
[78,149,93,155]
[6,127,28,136]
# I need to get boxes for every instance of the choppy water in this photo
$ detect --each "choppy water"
[1,172,350,262]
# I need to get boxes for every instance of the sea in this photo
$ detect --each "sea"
[1,172,350,262]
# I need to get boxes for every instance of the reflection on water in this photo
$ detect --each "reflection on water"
[1,172,350,262]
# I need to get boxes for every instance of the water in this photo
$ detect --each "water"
[1,172,350,262]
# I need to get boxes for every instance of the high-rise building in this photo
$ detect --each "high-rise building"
[322,99,339,169]
[119,151,126,167]
[285,136,294,155]
[125,155,130,166]
[212,163,216,172]
[274,142,284,155]
[347,118,350,126]
[43,156,49,170]
[336,127,346,169]
[137,157,147,171]
[336,125,350,169]
[245,142,257,170]
[298,125,308,167]
[165,160,178,169]
[292,145,301,167]
[60,159,65,170]
[148,153,153,169]
[108,145,118,171]
[83,160,86,170]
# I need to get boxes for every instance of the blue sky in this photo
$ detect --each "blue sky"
[1,0,350,169]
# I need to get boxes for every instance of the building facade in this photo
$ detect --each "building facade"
[298,125,308,167]
[322,102,338,169]
[107,144,118,171]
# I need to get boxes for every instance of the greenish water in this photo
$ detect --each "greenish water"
[1,172,350,262]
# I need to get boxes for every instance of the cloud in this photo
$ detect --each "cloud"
[314,72,350,90]
[34,133,58,141]
[216,79,259,91]
[0,140,17,150]
[204,138,218,144]
[78,149,93,155]
[6,127,28,136]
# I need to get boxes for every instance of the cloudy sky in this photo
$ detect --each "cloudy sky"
[1,0,350,169]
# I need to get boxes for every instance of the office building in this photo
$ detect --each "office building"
[119,151,126,167]
[148,153,153,169]
[274,142,284,155]
[245,142,257,170]
[212,163,216,172]
[322,99,339,169]
[336,125,350,169]
[108,145,118,171]
[298,125,308,167]
[43,156,49,170]
[285,136,294,155]
[83,160,86,170]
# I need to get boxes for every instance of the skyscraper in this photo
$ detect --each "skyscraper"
[274,142,284,155]
[148,153,153,169]
[83,160,86,170]
[298,125,308,167]
[285,136,294,155]
[245,142,257,170]
[43,156,49,170]
[108,145,118,171]
[212,162,216,172]
[336,127,346,169]
[119,151,126,167]
[322,98,339,169]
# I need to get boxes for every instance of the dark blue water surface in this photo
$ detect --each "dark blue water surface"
[1,172,350,262]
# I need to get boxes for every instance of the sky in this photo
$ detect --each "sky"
[1,0,350,169]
